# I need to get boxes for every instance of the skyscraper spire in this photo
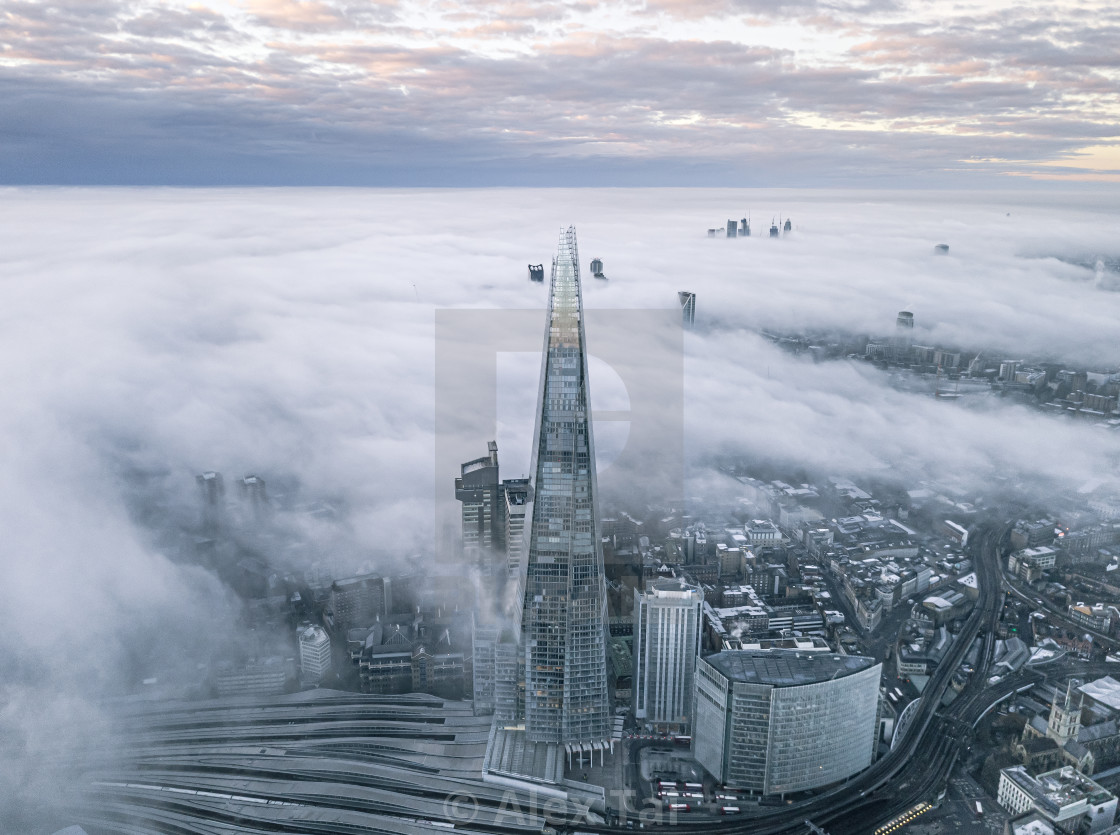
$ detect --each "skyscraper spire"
[520,226,611,745]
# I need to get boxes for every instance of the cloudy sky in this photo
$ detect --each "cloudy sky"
[2,0,1119,185]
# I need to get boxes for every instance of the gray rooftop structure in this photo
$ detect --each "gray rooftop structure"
[1081,676,1120,712]
[704,649,877,687]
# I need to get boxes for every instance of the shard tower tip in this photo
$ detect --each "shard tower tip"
[520,226,611,745]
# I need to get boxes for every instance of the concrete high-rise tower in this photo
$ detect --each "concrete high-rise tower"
[633,581,703,734]
[520,226,611,746]
[298,625,332,684]
[196,471,225,531]
[238,475,269,525]
[678,291,696,328]
[893,310,915,363]
[455,441,504,576]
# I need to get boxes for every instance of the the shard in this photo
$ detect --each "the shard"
[520,226,611,745]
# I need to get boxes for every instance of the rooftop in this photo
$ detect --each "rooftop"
[1079,676,1120,712]
[648,579,703,599]
[703,649,877,686]
[1008,812,1055,835]
[1003,765,1114,813]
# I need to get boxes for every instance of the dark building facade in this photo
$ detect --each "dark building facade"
[455,441,505,576]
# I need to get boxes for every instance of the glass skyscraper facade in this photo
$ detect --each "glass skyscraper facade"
[678,291,696,328]
[520,226,611,745]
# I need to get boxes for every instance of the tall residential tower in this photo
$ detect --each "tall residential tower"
[633,581,703,734]
[519,226,611,746]
[455,441,503,577]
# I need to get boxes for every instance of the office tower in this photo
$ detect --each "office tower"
[528,264,544,282]
[238,475,269,524]
[502,477,530,579]
[893,310,915,363]
[783,218,792,233]
[678,292,696,329]
[694,650,881,795]
[455,441,505,576]
[726,219,737,238]
[633,581,703,734]
[740,218,750,237]
[589,257,604,278]
[196,471,225,530]
[769,220,779,238]
[470,474,529,718]
[520,226,611,746]
[298,625,332,683]
[1000,360,1021,382]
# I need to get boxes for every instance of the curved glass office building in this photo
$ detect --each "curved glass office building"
[694,649,881,795]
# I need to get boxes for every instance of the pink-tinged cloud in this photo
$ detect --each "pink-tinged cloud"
[0,0,1118,183]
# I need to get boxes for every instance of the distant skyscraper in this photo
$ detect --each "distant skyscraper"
[470,472,529,720]
[196,471,225,530]
[589,257,604,278]
[726,219,737,238]
[740,217,750,237]
[769,220,779,238]
[783,218,792,233]
[633,581,703,734]
[893,310,915,363]
[528,264,544,282]
[238,475,269,524]
[520,226,611,746]
[455,442,504,576]
[678,291,696,328]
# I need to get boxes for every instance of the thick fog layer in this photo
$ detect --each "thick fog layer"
[0,187,1118,830]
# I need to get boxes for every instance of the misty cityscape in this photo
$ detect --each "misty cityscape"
[3,1,1120,834]
[0,189,1116,835]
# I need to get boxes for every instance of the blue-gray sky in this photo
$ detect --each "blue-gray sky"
[2,0,1119,185]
